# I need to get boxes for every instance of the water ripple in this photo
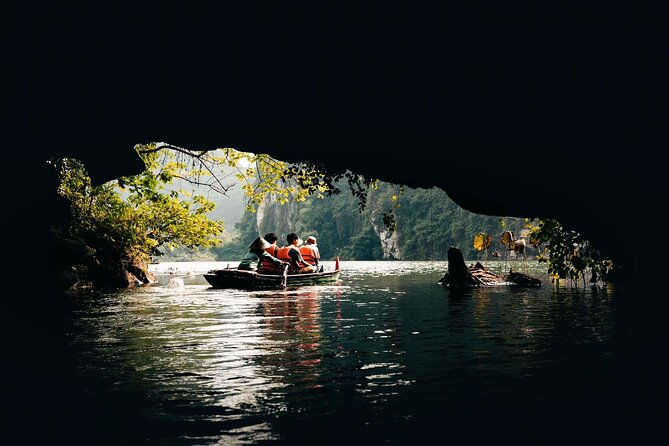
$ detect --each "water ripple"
[60,260,635,444]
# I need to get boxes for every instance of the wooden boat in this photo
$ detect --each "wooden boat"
[203,267,341,289]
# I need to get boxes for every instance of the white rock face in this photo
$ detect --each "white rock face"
[373,222,401,260]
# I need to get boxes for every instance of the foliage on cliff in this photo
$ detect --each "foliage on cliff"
[526,219,614,283]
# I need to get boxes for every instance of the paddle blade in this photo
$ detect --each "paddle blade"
[335,256,340,271]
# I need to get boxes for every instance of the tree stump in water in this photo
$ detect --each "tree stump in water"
[441,246,479,287]
[439,246,541,287]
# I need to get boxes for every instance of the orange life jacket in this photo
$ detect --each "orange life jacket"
[259,255,282,273]
[264,245,278,257]
[276,246,293,261]
[299,245,318,265]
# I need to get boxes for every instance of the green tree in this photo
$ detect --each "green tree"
[52,149,224,285]
[526,219,614,285]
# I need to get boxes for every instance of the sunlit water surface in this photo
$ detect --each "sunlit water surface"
[52,261,666,445]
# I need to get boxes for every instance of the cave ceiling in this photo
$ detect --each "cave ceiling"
[13,5,666,283]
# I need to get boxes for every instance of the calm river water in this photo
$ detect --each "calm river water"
[19,261,669,445]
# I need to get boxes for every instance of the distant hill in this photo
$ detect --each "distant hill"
[209,180,531,262]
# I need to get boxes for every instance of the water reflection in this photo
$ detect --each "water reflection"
[445,287,474,318]
[255,289,324,388]
[58,261,649,445]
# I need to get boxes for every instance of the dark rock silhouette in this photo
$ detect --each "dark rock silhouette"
[439,247,541,287]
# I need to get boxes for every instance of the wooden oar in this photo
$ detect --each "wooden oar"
[281,263,288,288]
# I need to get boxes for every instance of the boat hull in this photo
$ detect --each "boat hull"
[203,268,341,289]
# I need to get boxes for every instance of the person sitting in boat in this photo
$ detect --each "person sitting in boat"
[238,236,288,274]
[276,233,318,274]
[299,235,323,272]
[263,232,279,257]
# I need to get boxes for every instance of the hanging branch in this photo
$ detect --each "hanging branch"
[136,143,234,195]
[136,143,399,231]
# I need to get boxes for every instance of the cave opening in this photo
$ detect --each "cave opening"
[47,143,617,292]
